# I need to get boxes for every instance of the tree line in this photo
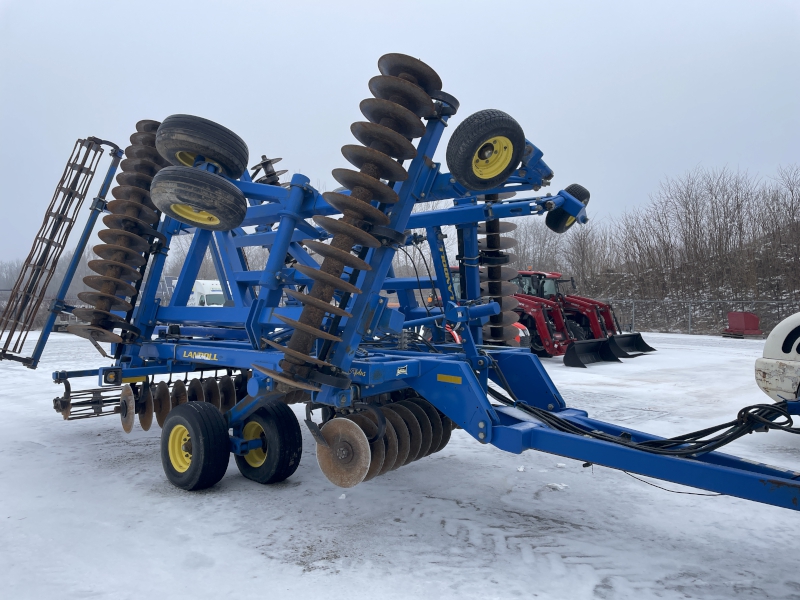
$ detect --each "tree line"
[3,165,798,330]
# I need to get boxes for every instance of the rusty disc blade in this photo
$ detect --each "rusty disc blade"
[477,221,517,234]
[120,384,135,433]
[368,76,434,118]
[187,378,205,402]
[359,98,426,139]
[202,378,221,409]
[92,244,146,267]
[251,364,321,392]
[171,379,187,407]
[406,398,443,457]
[138,383,154,431]
[479,266,519,282]
[124,144,169,168]
[116,170,153,190]
[120,157,160,177]
[384,404,422,464]
[341,145,408,182]
[136,119,161,133]
[322,192,390,226]
[312,216,381,248]
[346,414,384,482]
[87,259,142,282]
[274,315,342,342]
[479,281,519,298]
[284,287,353,318]
[380,407,410,469]
[66,324,123,344]
[83,275,137,298]
[377,53,442,95]
[98,228,150,253]
[398,401,432,459]
[77,291,133,313]
[350,121,417,160]
[301,241,370,274]
[218,376,237,412]
[435,413,452,453]
[154,381,171,427]
[292,264,362,296]
[331,168,398,204]
[316,418,371,488]
[478,237,518,251]
[71,307,125,324]
[102,213,164,242]
[363,409,398,475]
[105,199,159,225]
[129,131,156,147]
[262,338,333,368]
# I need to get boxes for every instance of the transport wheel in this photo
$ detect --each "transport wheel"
[446,109,525,191]
[234,400,303,484]
[161,402,230,491]
[546,183,590,234]
[155,114,249,179]
[150,166,247,231]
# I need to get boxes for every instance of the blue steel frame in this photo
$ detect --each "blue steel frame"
[41,102,800,512]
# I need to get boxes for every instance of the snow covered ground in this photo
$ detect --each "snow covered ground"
[1,332,799,599]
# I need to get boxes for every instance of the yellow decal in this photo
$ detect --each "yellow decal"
[350,368,366,377]
[437,374,462,384]
[121,376,147,383]
[182,350,219,361]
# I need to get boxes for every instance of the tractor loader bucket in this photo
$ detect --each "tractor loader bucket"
[563,339,622,368]
[608,333,656,356]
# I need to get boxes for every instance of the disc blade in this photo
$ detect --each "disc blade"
[154,381,171,428]
[138,383,154,431]
[218,376,237,412]
[384,404,422,464]
[202,378,221,409]
[171,380,187,407]
[398,401,432,459]
[120,384,135,433]
[187,378,205,402]
[406,398,443,457]
[316,418,371,488]
[380,406,410,469]
[346,414,384,482]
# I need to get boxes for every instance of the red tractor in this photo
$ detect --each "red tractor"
[443,268,654,367]
[511,271,655,367]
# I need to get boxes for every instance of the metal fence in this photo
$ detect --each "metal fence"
[606,299,799,335]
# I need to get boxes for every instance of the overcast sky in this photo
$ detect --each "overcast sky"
[0,0,798,260]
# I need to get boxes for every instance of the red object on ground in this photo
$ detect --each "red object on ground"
[724,312,762,335]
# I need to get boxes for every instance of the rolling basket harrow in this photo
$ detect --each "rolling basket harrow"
[1,54,799,509]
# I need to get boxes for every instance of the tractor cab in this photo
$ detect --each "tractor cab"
[512,271,572,300]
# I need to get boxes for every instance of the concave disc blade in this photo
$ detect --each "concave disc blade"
[316,418,371,488]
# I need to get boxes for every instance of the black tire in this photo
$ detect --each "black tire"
[156,114,249,179]
[161,402,230,491]
[446,109,525,191]
[151,166,247,231]
[546,183,590,234]
[234,400,303,484]
[566,319,587,341]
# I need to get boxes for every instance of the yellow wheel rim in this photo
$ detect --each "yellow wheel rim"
[472,135,513,180]
[168,424,192,473]
[565,215,576,228]
[171,203,221,226]
[174,151,224,172]
[243,421,267,468]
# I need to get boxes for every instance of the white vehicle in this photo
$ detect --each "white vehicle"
[754,312,800,402]
[187,280,226,307]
